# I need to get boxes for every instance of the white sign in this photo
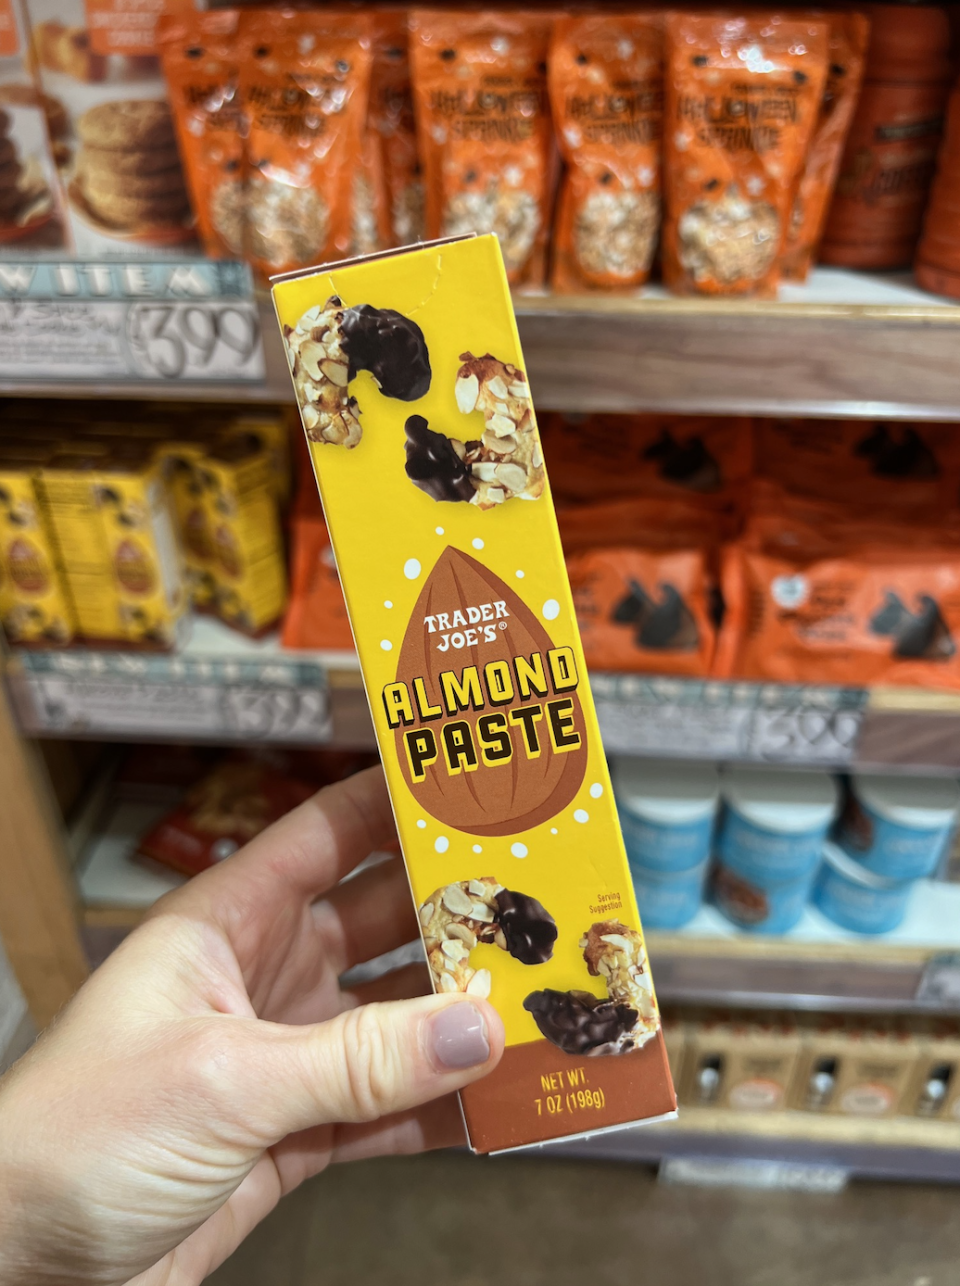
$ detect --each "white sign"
[19,675,329,743]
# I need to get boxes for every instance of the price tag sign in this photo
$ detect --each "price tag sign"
[9,647,331,743]
[916,954,960,1009]
[592,675,866,766]
[0,259,264,384]
[746,704,863,765]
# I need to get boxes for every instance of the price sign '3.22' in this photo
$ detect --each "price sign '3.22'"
[127,300,265,381]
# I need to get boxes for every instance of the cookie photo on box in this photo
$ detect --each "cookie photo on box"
[25,0,197,253]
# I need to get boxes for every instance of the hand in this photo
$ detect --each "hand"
[0,767,504,1286]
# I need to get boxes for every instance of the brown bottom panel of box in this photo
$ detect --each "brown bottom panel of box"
[462,1032,676,1154]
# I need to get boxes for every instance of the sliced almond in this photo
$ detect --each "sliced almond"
[494,927,507,951]
[441,938,469,961]
[487,375,509,400]
[486,486,506,505]
[508,381,529,398]
[494,462,528,493]
[467,879,488,897]
[451,437,466,460]
[482,431,517,456]
[601,933,634,952]
[466,969,492,999]
[472,461,498,482]
[320,359,349,387]
[419,902,434,926]
[442,884,475,916]
[285,342,297,373]
[302,404,319,430]
[494,401,510,416]
[445,922,477,949]
[455,372,479,414]
[299,340,326,381]
[439,971,459,993]
[532,440,543,468]
[470,901,494,922]
[487,413,517,439]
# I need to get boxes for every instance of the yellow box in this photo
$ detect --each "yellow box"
[38,448,187,648]
[0,456,76,646]
[153,438,219,613]
[273,234,676,1153]
[198,438,287,635]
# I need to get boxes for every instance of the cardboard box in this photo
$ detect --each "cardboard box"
[24,0,195,256]
[38,446,186,646]
[679,1010,802,1111]
[0,451,75,644]
[791,1015,920,1117]
[908,1019,960,1119]
[272,233,676,1153]
[197,437,287,636]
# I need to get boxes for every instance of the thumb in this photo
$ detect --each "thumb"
[246,993,505,1139]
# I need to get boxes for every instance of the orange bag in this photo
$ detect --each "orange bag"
[157,8,245,260]
[282,442,353,652]
[663,12,828,296]
[781,13,871,281]
[820,4,951,270]
[548,13,663,292]
[410,9,554,286]
[754,417,954,514]
[717,536,960,690]
[557,493,727,557]
[915,86,960,298]
[238,10,372,280]
[282,510,354,652]
[369,11,424,246]
[542,413,753,509]
[568,544,716,677]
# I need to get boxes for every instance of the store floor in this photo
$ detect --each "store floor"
[208,1150,959,1286]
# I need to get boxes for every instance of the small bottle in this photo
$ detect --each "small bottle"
[916,1064,953,1118]
[695,1055,723,1105]
[805,1057,838,1110]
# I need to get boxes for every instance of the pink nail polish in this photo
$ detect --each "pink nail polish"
[429,1002,490,1070]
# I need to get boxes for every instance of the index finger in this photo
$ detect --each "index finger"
[172,765,398,923]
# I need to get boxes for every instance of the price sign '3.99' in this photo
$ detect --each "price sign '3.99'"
[127,300,263,381]
[0,259,265,384]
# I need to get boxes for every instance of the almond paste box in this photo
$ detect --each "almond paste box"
[272,234,676,1153]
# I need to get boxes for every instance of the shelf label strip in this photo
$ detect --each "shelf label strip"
[0,259,264,383]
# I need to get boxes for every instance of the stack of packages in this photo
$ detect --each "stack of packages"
[916,70,960,297]
[15,3,938,292]
[547,413,750,677]
[157,7,422,282]
[0,405,290,648]
[716,418,960,692]
[822,3,953,271]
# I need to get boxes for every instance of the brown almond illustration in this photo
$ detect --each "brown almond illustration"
[8,538,49,593]
[393,547,587,835]
[114,540,155,595]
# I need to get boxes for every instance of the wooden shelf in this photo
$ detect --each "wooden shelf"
[3,269,960,419]
[552,1105,960,1182]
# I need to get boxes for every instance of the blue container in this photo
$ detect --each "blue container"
[630,858,708,929]
[614,758,719,873]
[712,861,813,935]
[814,841,915,935]
[718,767,839,886]
[835,773,959,881]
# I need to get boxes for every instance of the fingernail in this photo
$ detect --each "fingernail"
[429,1002,490,1070]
